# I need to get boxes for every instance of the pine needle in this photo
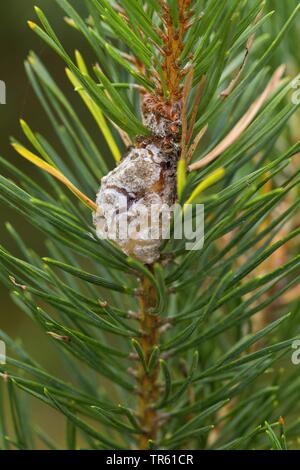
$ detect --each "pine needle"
[189,65,286,172]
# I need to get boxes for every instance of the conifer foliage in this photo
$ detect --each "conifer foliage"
[0,0,300,450]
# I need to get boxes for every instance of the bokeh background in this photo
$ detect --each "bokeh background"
[0,0,299,448]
